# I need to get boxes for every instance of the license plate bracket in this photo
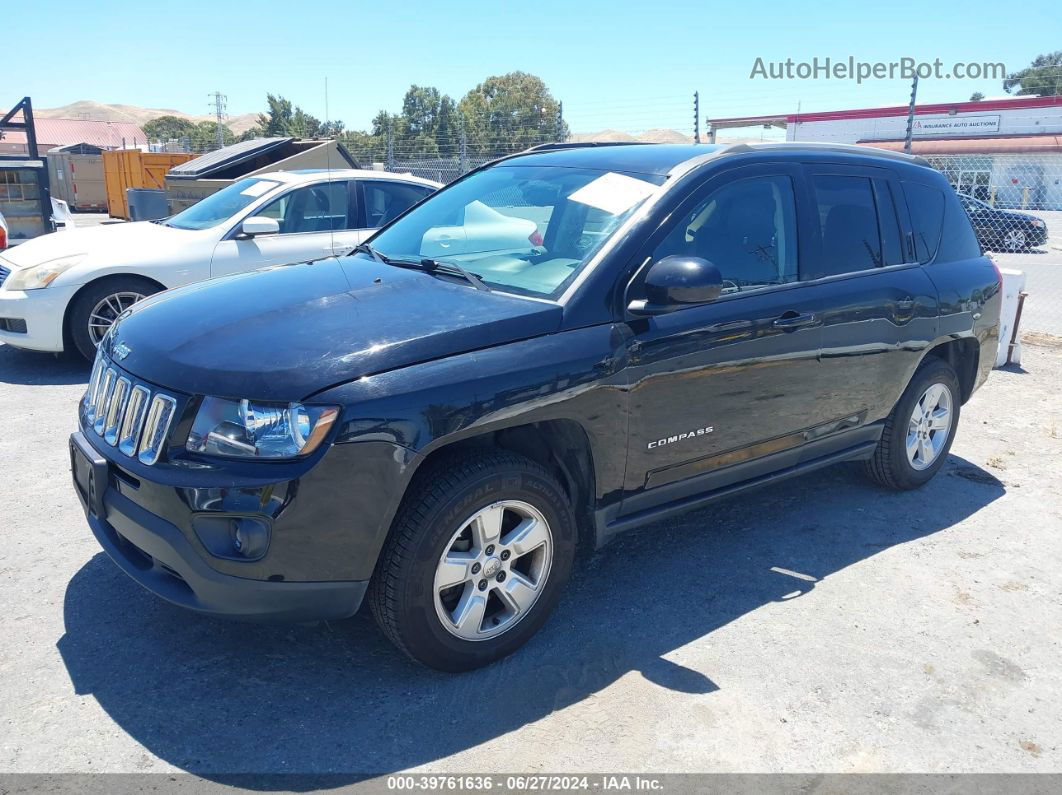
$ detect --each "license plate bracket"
[70,433,109,518]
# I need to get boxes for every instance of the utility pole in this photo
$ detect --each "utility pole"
[209,91,227,150]
[556,101,565,142]
[386,118,395,171]
[903,75,919,155]
[693,91,700,143]
[458,116,468,174]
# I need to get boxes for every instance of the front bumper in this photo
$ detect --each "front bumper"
[0,282,78,352]
[70,430,368,622]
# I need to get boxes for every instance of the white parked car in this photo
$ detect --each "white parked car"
[0,169,440,359]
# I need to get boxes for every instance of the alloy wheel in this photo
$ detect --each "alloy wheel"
[433,500,553,641]
[1003,228,1027,251]
[87,291,145,346]
[906,382,953,470]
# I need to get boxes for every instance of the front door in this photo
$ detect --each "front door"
[620,164,825,511]
[210,180,353,278]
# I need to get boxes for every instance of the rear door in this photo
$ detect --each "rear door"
[801,165,939,428]
[210,180,353,277]
[619,163,826,510]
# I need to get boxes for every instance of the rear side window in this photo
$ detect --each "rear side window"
[362,181,434,228]
[902,182,944,262]
[873,179,905,266]
[808,175,882,278]
[937,194,983,262]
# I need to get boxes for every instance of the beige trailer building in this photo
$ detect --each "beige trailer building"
[164,137,358,213]
[47,144,108,211]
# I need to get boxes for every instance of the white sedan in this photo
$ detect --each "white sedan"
[0,169,439,360]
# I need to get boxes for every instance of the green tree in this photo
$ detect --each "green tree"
[142,115,197,141]
[189,121,236,150]
[251,94,344,139]
[969,91,985,102]
[457,71,568,155]
[1004,52,1062,96]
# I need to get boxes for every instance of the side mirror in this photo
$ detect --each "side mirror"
[627,255,723,316]
[238,216,280,239]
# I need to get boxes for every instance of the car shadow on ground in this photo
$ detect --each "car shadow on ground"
[57,455,1004,786]
[0,344,89,386]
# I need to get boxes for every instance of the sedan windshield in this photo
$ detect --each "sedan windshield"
[366,165,665,298]
[166,178,280,231]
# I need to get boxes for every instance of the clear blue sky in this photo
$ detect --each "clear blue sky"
[7,0,1057,135]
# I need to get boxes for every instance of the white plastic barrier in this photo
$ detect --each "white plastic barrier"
[995,268,1027,368]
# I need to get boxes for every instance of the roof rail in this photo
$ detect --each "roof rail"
[745,141,932,167]
[522,141,655,153]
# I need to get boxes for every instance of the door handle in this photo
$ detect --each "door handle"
[772,311,818,330]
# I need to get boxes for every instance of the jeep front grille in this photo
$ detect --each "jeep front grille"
[84,352,179,466]
[0,264,10,288]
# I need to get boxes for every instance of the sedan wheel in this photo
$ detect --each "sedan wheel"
[87,291,146,346]
[1003,228,1027,251]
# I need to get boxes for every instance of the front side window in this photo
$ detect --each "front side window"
[166,178,280,231]
[809,175,882,278]
[367,165,664,298]
[256,181,350,234]
[651,174,798,290]
[362,181,435,228]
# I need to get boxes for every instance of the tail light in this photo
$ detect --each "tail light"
[0,224,7,251]
[528,230,544,247]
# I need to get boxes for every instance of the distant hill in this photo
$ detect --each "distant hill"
[568,128,781,145]
[35,100,259,135]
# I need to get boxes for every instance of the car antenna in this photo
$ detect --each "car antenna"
[325,76,335,257]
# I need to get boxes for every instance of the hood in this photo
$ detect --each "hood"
[0,221,193,268]
[107,256,563,400]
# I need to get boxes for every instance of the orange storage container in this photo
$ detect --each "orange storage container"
[102,150,194,219]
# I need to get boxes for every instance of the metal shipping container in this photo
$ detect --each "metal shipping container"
[103,149,194,219]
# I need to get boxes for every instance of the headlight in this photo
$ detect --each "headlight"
[5,253,86,290]
[187,396,339,459]
[1030,219,1045,229]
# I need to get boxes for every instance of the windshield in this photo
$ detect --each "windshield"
[166,178,280,230]
[366,165,665,298]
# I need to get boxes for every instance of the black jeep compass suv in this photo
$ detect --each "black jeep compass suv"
[70,142,1001,671]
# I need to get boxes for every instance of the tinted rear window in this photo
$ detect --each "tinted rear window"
[937,194,983,262]
[810,175,882,278]
[903,181,944,262]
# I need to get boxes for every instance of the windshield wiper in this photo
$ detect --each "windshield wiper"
[420,258,491,292]
[354,244,490,292]
[353,242,389,264]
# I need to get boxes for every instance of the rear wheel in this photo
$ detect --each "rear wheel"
[864,357,960,490]
[68,277,160,361]
[369,450,576,671]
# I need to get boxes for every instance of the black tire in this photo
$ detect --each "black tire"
[864,356,961,490]
[369,449,577,671]
[68,276,160,361]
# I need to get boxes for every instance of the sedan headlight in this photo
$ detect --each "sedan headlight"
[1030,219,1045,229]
[187,397,340,459]
[5,253,86,290]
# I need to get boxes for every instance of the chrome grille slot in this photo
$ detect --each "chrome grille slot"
[118,385,150,456]
[138,394,177,465]
[84,355,105,424]
[103,377,131,445]
[0,264,10,288]
[93,368,116,434]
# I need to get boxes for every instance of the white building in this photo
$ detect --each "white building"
[708,96,1062,209]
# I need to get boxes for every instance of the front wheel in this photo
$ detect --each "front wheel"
[864,357,961,490]
[369,450,576,671]
[68,277,160,361]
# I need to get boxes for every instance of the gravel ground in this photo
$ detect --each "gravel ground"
[0,338,1060,781]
